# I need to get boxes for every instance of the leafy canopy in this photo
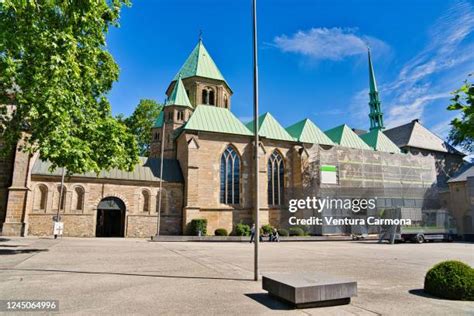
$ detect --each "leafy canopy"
[447,75,474,153]
[118,99,162,157]
[0,0,138,174]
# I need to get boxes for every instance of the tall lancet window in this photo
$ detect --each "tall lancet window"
[220,146,240,204]
[268,150,284,206]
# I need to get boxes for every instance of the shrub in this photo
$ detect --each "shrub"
[278,228,289,237]
[424,260,474,300]
[261,224,273,235]
[289,227,305,236]
[188,219,207,236]
[214,228,228,236]
[234,223,251,236]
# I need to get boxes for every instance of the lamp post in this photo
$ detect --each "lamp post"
[156,114,166,237]
[252,0,260,282]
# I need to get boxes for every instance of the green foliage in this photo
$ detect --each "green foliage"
[118,99,162,156]
[234,223,251,236]
[261,224,273,235]
[214,228,228,236]
[277,228,289,237]
[424,260,474,300]
[289,227,305,236]
[447,75,474,153]
[188,219,207,236]
[0,0,139,174]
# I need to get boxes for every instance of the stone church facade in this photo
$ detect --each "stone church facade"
[0,39,465,238]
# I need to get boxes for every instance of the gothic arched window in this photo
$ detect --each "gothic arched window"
[268,150,284,206]
[55,185,67,211]
[220,146,240,204]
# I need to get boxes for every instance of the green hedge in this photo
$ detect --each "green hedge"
[289,227,305,236]
[261,224,273,235]
[214,228,228,236]
[188,219,207,236]
[234,223,251,236]
[277,228,289,237]
[424,260,474,300]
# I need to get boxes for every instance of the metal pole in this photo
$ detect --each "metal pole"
[156,116,166,237]
[54,167,65,239]
[252,0,260,282]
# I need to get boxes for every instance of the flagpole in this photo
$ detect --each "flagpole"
[252,0,260,281]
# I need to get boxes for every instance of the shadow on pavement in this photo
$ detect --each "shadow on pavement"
[408,289,449,300]
[0,248,48,255]
[245,293,293,310]
[3,268,253,282]
[0,238,11,242]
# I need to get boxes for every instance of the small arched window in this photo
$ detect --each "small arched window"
[34,184,48,211]
[220,146,240,204]
[224,94,228,108]
[209,90,215,105]
[268,150,284,206]
[74,186,85,210]
[142,190,150,212]
[202,89,209,104]
[56,185,66,211]
[156,189,168,214]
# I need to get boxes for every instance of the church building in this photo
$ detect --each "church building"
[0,39,466,238]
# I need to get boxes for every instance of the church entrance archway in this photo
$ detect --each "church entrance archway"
[96,197,126,237]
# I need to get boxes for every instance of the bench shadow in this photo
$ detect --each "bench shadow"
[2,268,252,282]
[0,248,48,255]
[245,293,293,310]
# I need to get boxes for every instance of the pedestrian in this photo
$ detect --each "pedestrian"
[271,228,279,242]
[250,224,256,243]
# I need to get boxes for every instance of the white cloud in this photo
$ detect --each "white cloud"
[351,0,474,131]
[273,27,388,61]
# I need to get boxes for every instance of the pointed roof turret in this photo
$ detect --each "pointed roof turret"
[165,75,192,108]
[368,48,378,93]
[286,119,334,145]
[367,48,385,131]
[246,113,295,142]
[173,39,227,84]
[324,124,372,150]
[360,129,401,153]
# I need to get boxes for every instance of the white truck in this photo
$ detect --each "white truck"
[378,208,458,244]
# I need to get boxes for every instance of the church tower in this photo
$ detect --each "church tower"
[368,48,385,131]
[150,38,231,158]
[165,38,232,109]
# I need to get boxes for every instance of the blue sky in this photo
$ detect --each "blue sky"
[107,0,474,140]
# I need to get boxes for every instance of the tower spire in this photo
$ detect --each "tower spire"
[367,48,384,131]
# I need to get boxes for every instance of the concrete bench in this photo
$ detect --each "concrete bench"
[262,273,357,308]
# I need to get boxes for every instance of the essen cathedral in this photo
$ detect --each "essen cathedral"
[0,39,470,238]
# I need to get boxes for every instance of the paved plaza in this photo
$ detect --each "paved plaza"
[0,237,473,315]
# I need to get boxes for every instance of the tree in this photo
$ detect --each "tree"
[120,99,162,156]
[447,75,474,153]
[0,0,139,174]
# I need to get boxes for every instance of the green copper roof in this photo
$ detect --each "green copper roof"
[165,75,192,108]
[286,119,334,145]
[360,129,401,153]
[246,113,295,142]
[324,124,372,150]
[153,111,164,128]
[184,105,252,136]
[173,39,226,83]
